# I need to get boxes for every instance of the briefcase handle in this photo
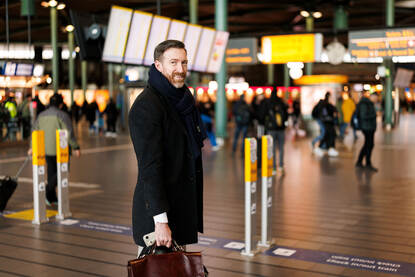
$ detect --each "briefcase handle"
[139,240,184,258]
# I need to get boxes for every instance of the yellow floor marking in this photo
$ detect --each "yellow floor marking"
[4,209,58,221]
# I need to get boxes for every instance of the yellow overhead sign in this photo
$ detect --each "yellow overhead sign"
[261,33,323,64]
[294,75,348,85]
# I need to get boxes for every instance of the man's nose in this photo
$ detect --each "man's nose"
[176,63,185,73]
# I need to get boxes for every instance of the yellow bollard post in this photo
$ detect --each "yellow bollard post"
[241,137,258,256]
[32,130,48,224]
[56,129,72,220]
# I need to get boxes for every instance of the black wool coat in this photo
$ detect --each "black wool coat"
[128,85,204,247]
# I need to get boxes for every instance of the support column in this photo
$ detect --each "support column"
[68,30,75,106]
[385,0,394,130]
[189,0,199,89]
[305,16,313,75]
[50,5,59,93]
[267,64,274,85]
[284,64,290,100]
[108,63,114,99]
[214,0,228,137]
[334,5,348,31]
[81,60,87,100]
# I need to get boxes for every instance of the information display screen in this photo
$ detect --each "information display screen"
[167,19,188,41]
[102,6,133,63]
[226,38,258,65]
[183,24,203,70]
[261,33,322,63]
[193,28,216,72]
[124,11,153,65]
[143,16,171,66]
[349,28,415,60]
[207,31,229,73]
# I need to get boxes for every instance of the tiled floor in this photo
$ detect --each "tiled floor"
[1,114,415,276]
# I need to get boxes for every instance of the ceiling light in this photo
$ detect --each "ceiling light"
[300,10,310,17]
[313,11,322,18]
[41,1,49,8]
[65,25,74,32]
[48,0,58,7]
[57,3,66,10]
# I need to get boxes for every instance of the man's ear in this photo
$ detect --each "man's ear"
[154,60,162,72]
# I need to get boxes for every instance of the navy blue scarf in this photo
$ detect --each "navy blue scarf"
[148,64,207,158]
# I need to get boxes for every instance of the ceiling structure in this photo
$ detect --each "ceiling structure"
[2,0,415,43]
[1,0,415,83]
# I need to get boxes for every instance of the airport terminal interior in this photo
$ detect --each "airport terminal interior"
[2,0,415,276]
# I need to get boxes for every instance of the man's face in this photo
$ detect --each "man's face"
[155,48,188,88]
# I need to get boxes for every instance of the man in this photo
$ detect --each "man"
[264,89,288,174]
[18,94,32,139]
[314,92,339,157]
[5,96,18,141]
[129,40,207,254]
[341,93,357,140]
[232,94,251,153]
[32,93,80,204]
[355,92,378,172]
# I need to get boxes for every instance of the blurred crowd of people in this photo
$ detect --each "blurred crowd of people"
[0,92,120,142]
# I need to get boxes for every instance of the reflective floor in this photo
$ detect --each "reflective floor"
[1,114,415,276]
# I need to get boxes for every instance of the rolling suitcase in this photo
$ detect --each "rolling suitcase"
[0,155,30,212]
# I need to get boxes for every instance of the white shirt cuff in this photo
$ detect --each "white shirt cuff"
[153,212,168,224]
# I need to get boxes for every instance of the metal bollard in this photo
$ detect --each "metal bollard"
[55,130,72,220]
[241,138,258,256]
[32,130,48,224]
[258,135,274,247]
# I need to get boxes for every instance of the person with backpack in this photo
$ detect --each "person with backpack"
[314,92,339,157]
[232,94,251,153]
[264,90,288,173]
[355,92,378,172]
[311,98,326,150]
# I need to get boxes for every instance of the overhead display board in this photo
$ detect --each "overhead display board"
[183,24,203,70]
[143,16,171,66]
[349,28,415,60]
[102,6,133,63]
[261,33,323,64]
[193,28,216,72]
[124,11,153,65]
[167,19,188,41]
[226,38,258,65]
[207,31,230,73]
[102,5,229,73]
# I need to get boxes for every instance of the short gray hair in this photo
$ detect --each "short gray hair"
[154,40,186,61]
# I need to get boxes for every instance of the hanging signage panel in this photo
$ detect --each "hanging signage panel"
[102,6,132,63]
[261,33,322,64]
[226,38,258,65]
[183,24,202,71]
[167,19,188,41]
[143,16,171,66]
[193,28,216,72]
[207,31,229,73]
[124,11,153,65]
[349,28,415,60]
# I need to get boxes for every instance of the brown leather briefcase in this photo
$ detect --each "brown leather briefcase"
[127,241,207,277]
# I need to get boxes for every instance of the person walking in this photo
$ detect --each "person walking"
[18,94,32,139]
[128,40,207,255]
[264,90,288,174]
[104,98,119,137]
[341,93,357,140]
[31,93,80,205]
[355,92,378,172]
[5,96,18,141]
[232,94,251,153]
[311,98,326,150]
[315,92,338,157]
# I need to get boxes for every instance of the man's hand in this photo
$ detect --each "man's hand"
[27,148,32,156]
[74,149,81,158]
[154,222,172,248]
